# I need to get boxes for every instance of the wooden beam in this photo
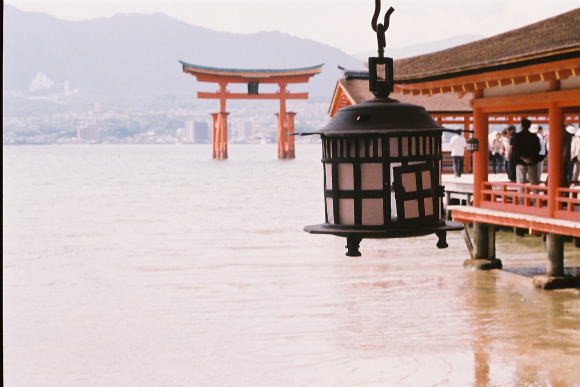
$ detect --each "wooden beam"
[472,89,580,112]
[188,73,314,84]
[451,209,580,237]
[198,92,309,100]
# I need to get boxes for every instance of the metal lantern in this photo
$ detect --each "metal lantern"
[302,2,463,256]
[466,137,480,153]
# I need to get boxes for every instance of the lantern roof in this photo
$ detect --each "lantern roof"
[308,98,444,136]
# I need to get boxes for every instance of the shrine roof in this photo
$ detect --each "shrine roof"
[335,76,472,113]
[180,61,324,79]
[393,8,580,84]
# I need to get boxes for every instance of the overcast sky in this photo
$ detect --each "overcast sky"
[6,0,579,54]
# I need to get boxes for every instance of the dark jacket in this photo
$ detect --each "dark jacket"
[511,130,540,166]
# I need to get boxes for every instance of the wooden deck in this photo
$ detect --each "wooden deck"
[444,174,580,237]
[448,205,580,237]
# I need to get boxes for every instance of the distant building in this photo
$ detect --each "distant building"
[183,120,210,143]
[77,125,100,141]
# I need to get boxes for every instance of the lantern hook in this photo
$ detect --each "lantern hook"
[371,0,395,58]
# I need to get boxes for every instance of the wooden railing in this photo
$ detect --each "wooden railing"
[481,182,549,217]
[555,187,580,221]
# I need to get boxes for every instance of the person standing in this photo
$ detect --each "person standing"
[563,125,576,186]
[571,128,580,186]
[505,126,517,182]
[449,129,467,177]
[490,132,504,174]
[532,125,547,183]
[511,119,540,185]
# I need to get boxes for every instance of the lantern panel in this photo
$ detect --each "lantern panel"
[402,137,409,156]
[326,198,334,223]
[361,163,383,190]
[421,170,432,190]
[358,139,366,158]
[424,197,434,216]
[325,163,333,190]
[338,163,354,190]
[362,198,384,225]
[401,172,417,192]
[404,200,420,219]
[339,199,355,225]
[389,137,398,157]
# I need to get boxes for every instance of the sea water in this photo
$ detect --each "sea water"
[3,144,580,386]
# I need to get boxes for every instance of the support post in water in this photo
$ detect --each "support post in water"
[463,222,502,270]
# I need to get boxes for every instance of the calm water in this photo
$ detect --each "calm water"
[3,144,580,386]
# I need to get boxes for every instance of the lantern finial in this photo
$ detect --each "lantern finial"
[371,0,395,58]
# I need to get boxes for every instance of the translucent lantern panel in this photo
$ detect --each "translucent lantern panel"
[339,199,355,225]
[424,197,434,216]
[422,170,431,190]
[411,136,416,155]
[418,136,423,156]
[359,139,366,158]
[326,198,334,224]
[361,163,383,190]
[404,199,420,219]
[362,199,384,226]
[401,137,409,156]
[338,163,354,190]
[389,137,398,157]
[401,172,417,193]
[325,164,333,190]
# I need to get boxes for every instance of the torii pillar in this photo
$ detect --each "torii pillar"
[211,112,229,159]
[275,82,296,159]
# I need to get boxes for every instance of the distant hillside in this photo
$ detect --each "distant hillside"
[354,34,483,60]
[3,5,365,113]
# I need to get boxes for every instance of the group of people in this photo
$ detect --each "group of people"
[448,120,580,187]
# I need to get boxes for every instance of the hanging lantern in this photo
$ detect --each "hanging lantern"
[466,137,480,153]
[301,1,463,256]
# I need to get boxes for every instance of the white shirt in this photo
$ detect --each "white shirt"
[537,133,547,156]
[449,134,467,157]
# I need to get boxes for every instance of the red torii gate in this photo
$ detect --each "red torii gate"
[180,61,323,159]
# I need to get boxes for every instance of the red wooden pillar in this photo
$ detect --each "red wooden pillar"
[212,112,229,159]
[210,82,229,159]
[219,112,229,159]
[211,113,219,159]
[548,103,563,217]
[277,82,288,159]
[286,112,296,159]
[473,107,489,207]
[464,114,472,173]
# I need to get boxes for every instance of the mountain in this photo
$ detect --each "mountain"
[3,5,365,113]
[354,34,483,60]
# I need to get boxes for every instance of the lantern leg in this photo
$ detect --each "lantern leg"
[345,236,362,257]
[436,231,448,249]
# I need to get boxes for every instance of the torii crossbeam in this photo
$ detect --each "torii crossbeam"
[180,61,323,159]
